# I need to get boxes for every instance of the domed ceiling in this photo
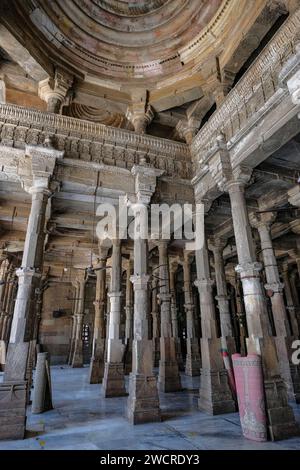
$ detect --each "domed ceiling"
[0,0,285,138]
[14,0,225,84]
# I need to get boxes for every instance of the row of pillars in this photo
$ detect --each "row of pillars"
[0,153,300,440]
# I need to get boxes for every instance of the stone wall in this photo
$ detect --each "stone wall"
[39,282,74,365]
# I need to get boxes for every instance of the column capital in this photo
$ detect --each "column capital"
[176,118,200,144]
[194,278,214,291]
[264,282,284,294]
[250,211,276,231]
[38,67,74,113]
[235,261,262,277]
[16,267,42,279]
[126,105,154,134]
[131,162,164,204]
[208,236,228,253]
[130,274,150,289]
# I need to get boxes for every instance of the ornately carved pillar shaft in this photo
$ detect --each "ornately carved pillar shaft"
[253,217,300,403]
[281,264,299,337]
[182,252,201,377]
[169,261,184,370]
[195,216,235,414]
[127,162,162,424]
[124,258,134,374]
[227,179,298,440]
[102,239,126,397]
[157,241,181,392]
[151,275,160,367]
[89,250,108,383]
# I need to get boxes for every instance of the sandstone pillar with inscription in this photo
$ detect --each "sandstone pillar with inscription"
[0,142,63,440]
[227,176,298,440]
[251,212,300,403]
[67,281,79,365]
[182,252,201,377]
[157,241,181,392]
[127,162,162,424]
[89,246,108,383]
[102,239,126,397]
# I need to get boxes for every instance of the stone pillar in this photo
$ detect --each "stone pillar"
[127,162,162,424]
[194,204,235,414]
[281,263,299,337]
[251,213,300,403]
[151,275,160,368]
[157,241,181,392]
[182,252,201,377]
[67,282,79,365]
[227,178,298,440]
[124,258,134,375]
[169,260,184,370]
[71,277,86,368]
[0,142,63,440]
[208,238,236,353]
[102,239,126,397]
[89,247,109,383]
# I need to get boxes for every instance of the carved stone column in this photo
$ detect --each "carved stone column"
[67,281,79,365]
[251,212,300,403]
[102,239,126,397]
[0,142,63,440]
[127,162,162,424]
[151,275,160,368]
[182,252,201,377]
[208,237,236,351]
[89,246,109,383]
[157,241,181,392]
[124,257,134,375]
[71,276,86,368]
[227,177,298,440]
[281,262,299,337]
[169,260,184,370]
[194,203,235,414]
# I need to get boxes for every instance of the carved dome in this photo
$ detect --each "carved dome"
[19,0,225,84]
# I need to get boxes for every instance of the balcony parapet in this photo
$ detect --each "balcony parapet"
[191,9,300,173]
[0,103,191,180]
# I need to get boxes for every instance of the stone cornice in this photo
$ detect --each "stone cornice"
[191,9,300,165]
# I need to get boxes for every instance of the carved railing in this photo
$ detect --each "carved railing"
[191,9,300,169]
[0,103,191,179]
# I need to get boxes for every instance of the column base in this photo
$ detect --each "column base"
[198,367,236,415]
[71,341,83,368]
[185,338,201,376]
[158,337,182,392]
[152,337,160,368]
[0,381,27,440]
[127,373,161,424]
[264,377,300,441]
[89,340,106,384]
[102,362,127,397]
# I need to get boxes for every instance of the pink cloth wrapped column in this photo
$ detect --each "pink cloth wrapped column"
[232,353,267,442]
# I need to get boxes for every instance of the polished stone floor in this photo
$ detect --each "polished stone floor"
[0,366,300,450]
